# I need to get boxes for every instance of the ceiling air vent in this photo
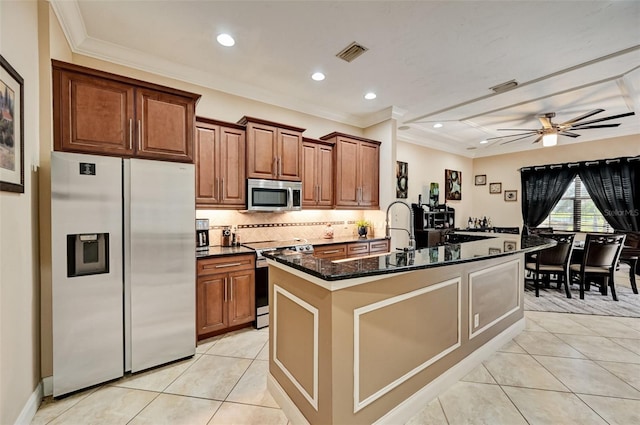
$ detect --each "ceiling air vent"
[336,42,369,63]
[489,79,519,93]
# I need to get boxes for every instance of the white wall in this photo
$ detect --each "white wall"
[472,135,640,229]
[0,1,41,423]
[396,140,474,229]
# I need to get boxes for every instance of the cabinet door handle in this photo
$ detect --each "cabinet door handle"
[215,178,219,201]
[322,249,341,254]
[221,178,224,201]
[128,119,133,150]
[316,185,319,204]
[137,119,142,151]
[278,157,282,177]
[215,262,243,268]
[224,277,228,302]
[229,277,233,302]
[273,157,277,177]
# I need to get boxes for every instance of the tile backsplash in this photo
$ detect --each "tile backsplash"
[196,209,386,245]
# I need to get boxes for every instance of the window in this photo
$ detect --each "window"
[540,175,611,232]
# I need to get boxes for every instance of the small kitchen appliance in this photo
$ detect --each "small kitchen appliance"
[196,219,209,251]
[246,178,302,212]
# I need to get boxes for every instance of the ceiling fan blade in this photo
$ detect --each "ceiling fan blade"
[559,131,580,138]
[488,131,538,140]
[500,134,537,145]
[569,124,621,130]
[497,128,539,132]
[560,109,604,125]
[532,135,543,144]
[538,115,553,129]
[568,111,635,127]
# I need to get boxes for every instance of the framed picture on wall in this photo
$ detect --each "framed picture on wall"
[445,169,461,200]
[504,190,517,202]
[504,240,517,252]
[474,174,486,186]
[396,161,408,198]
[489,182,502,194]
[0,54,24,193]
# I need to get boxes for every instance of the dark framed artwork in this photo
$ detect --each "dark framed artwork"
[504,240,517,252]
[489,182,502,194]
[504,190,518,202]
[474,174,486,186]
[396,161,408,198]
[0,55,24,193]
[445,169,461,200]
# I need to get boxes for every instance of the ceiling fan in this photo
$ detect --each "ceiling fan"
[486,109,635,146]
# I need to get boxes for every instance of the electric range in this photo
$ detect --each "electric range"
[241,239,314,328]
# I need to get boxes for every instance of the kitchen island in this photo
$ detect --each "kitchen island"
[263,234,553,425]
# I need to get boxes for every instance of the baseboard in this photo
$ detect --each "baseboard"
[267,374,310,425]
[14,381,43,425]
[374,318,525,425]
[43,376,53,397]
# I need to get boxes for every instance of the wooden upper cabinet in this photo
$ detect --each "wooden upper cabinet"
[52,60,200,163]
[55,69,135,155]
[195,117,246,209]
[302,138,333,208]
[239,116,304,181]
[136,88,195,162]
[320,132,380,209]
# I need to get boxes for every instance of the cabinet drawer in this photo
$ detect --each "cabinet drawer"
[369,239,390,254]
[313,244,347,259]
[347,242,370,258]
[197,254,255,276]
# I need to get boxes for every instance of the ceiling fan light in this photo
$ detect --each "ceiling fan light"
[542,132,558,147]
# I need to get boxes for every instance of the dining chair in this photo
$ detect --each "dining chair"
[493,227,520,234]
[569,233,626,301]
[525,233,574,298]
[615,230,639,294]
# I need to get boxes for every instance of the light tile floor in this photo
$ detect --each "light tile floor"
[33,283,640,424]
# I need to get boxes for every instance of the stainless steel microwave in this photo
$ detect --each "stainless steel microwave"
[246,178,302,212]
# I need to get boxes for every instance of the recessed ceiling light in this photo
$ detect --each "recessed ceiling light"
[480,140,488,144]
[311,72,325,81]
[433,123,443,129]
[216,33,235,47]
[398,125,410,131]
[364,92,377,100]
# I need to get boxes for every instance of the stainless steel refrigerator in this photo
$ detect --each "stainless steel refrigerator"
[51,151,195,397]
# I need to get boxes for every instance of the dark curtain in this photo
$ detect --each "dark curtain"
[578,159,640,231]
[521,166,577,235]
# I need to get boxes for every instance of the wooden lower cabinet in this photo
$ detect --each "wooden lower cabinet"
[314,239,390,260]
[196,254,255,339]
[313,244,347,260]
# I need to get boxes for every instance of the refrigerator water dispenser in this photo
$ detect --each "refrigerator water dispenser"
[67,233,109,277]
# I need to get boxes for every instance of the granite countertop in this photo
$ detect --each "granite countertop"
[196,246,255,259]
[263,234,555,281]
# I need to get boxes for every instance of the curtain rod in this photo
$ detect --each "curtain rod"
[518,155,640,172]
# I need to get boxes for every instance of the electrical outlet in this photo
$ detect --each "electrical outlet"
[343,220,348,229]
[474,313,480,328]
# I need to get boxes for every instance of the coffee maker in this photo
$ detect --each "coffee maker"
[195,219,209,251]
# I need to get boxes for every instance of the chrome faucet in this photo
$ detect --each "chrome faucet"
[385,200,416,251]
